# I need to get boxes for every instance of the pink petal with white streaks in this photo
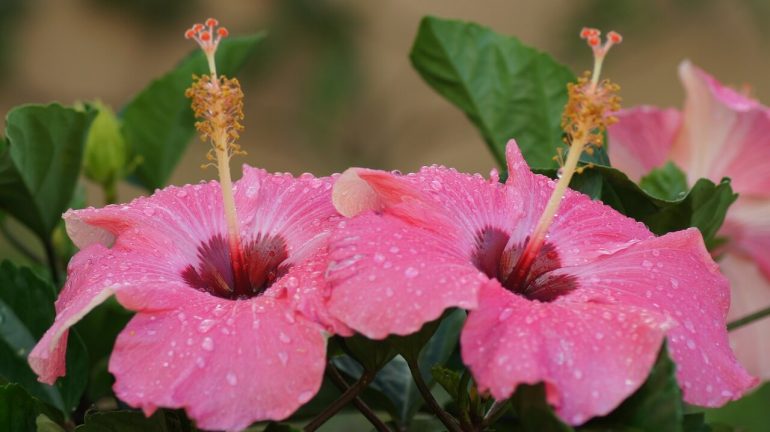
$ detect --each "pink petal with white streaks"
[326,212,484,339]
[110,296,326,431]
[462,281,670,425]
[558,229,757,406]
[720,253,770,380]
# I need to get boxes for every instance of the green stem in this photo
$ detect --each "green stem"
[728,306,770,331]
[304,370,376,432]
[404,355,462,432]
[327,364,390,432]
[104,181,118,205]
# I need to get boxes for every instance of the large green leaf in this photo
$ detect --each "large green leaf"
[582,345,683,432]
[507,383,574,432]
[585,167,736,247]
[0,383,64,432]
[0,104,95,239]
[410,16,604,169]
[0,261,88,413]
[122,34,265,190]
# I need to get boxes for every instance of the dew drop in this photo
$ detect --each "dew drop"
[143,207,155,216]
[278,351,289,365]
[176,189,188,198]
[404,267,419,278]
[196,357,206,368]
[298,390,314,403]
[279,332,291,344]
[201,337,214,351]
[385,287,394,297]
[198,319,216,333]
[498,308,514,321]
[642,260,653,268]
[226,372,238,386]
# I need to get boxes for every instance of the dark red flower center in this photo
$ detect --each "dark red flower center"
[471,227,576,302]
[182,234,290,300]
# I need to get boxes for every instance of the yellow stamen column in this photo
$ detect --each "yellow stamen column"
[510,28,622,291]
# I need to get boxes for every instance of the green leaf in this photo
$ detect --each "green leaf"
[334,309,465,427]
[0,104,95,239]
[0,261,88,413]
[122,34,265,190]
[582,345,683,432]
[262,422,302,432]
[538,165,736,247]
[639,162,689,201]
[704,382,770,431]
[339,334,398,372]
[373,309,465,426]
[75,409,195,432]
[509,383,574,432]
[0,383,63,432]
[431,365,462,402]
[595,166,736,247]
[410,16,600,169]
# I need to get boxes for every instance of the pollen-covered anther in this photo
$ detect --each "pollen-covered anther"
[185,74,246,163]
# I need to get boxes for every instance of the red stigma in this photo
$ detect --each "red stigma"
[217,27,229,38]
[185,29,196,39]
[588,36,600,47]
[193,23,204,32]
[200,31,211,42]
[206,18,219,27]
[608,31,623,44]
[580,27,600,39]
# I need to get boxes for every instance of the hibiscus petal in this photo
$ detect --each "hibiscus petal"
[560,228,757,405]
[276,245,352,336]
[724,198,770,280]
[326,212,484,339]
[29,245,124,383]
[235,168,341,264]
[64,181,226,267]
[28,237,200,384]
[109,296,327,431]
[505,141,654,267]
[673,61,770,197]
[462,281,670,425]
[606,107,682,181]
[720,252,770,380]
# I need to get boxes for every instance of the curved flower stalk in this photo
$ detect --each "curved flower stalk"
[326,30,756,425]
[28,19,350,431]
[608,61,770,380]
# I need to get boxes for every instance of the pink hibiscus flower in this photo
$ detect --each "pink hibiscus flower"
[28,168,347,431]
[326,139,756,424]
[29,19,349,431]
[608,61,770,380]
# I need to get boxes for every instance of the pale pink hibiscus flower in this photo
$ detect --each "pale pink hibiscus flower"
[608,61,770,380]
[326,140,756,424]
[29,19,350,432]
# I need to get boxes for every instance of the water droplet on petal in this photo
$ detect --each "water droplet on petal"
[176,189,188,198]
[198,319,216,333]
[226,372,238,386]
[404,267,419,278]
[279,332,291,344]
[298,390,314,403]
[498,308,514,321]
[278,351,289,365]
[201,337,214,351]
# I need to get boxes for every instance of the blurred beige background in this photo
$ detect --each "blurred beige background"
[1,0,769,203]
